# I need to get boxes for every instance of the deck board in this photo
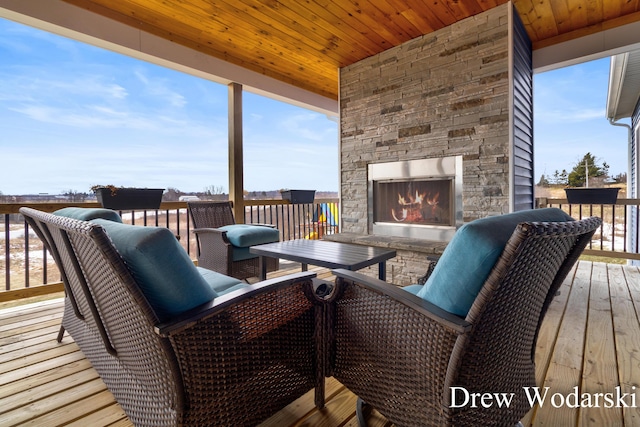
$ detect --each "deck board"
[581,263,622,426]
[0,261,638,426]
[609,265,640,426]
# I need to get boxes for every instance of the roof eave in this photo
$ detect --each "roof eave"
[606,53,629,121]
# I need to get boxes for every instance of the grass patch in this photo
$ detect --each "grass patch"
[579,254,627,264]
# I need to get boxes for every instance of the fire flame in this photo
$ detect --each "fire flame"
[391,190,440,222]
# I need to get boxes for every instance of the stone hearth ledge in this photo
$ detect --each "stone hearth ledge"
[323,232,448,255]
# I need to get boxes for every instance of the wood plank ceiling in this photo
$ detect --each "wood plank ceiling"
[61,0,640,101]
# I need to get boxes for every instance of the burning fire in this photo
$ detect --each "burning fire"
[391,190,439,222]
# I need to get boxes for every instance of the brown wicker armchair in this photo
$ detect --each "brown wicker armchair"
[324,215,601,427]
[188,201,279,280]
[21,207,323,427]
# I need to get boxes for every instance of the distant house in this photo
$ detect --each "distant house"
[606,50,640,259]
[178,195,201,202]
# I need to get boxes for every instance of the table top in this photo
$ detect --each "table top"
[249,239,396,271]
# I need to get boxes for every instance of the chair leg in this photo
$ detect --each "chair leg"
[56,324,65,342]
[356,397,372,427]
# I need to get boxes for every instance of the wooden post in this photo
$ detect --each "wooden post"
[228,82,245,223]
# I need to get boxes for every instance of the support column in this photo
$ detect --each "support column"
[228,82,245,223]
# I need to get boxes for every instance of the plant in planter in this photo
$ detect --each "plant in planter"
[91,185,165,210]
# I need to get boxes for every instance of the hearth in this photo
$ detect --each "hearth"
[368,156,463,241]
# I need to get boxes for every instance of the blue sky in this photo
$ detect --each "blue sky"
[0,18,631,196]
[0,18,339,195]
[534,57,630,182]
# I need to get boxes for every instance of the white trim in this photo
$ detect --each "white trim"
[533,19,640,74]
[606,53,630,119]
[0,0,339,116]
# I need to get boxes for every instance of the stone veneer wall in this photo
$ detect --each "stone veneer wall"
[337,4,514,285]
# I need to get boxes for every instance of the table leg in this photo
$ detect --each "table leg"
[301,263,308,272]
[258,256,267,281]
[378,262,386,281]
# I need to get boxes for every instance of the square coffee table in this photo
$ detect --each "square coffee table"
[250,239,396,281]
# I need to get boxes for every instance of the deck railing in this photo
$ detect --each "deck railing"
[0,199,339,301]
[536,197,640,261]
[4,197,637,302]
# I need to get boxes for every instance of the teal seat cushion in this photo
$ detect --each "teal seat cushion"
[54,207,122,223]
[416,208,574,317]
[219,224,279,248]
[230,246,259,262]
[92,219,218,322]
[196,267,246,294]
[402,284,423,295]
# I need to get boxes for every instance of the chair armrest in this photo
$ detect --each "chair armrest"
[416,255,440,285]
[155,271,318,336]
[155,271,322,419]
[192,227,226,235]
[331,269,470,334]
[190,227,234,272]
[192,227,231,244]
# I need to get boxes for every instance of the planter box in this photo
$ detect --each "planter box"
[281,190,316,204]
[564,188,619,205]
[95,187,164,210]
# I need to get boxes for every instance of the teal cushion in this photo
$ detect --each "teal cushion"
[416,208,574,317]
[402,284,423,295]
[230,246,259,262]
[196,267,246,294]
[54,207,122,223]
[219,224,279,247]
[92,219,218,322]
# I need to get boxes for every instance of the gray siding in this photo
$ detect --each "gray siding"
[511,7,534,211]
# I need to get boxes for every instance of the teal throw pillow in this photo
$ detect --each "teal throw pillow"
[92,219,218,322]
[219,224,279,247]
[54,207,122,223]
[416,208,574,317]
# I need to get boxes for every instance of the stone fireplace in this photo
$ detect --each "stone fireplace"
[368,156,463,241]
[328,4,533,286]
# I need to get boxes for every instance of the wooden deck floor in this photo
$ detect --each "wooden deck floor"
[1,261,639,426]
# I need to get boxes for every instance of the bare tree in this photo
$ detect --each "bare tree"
[62,190,89,202]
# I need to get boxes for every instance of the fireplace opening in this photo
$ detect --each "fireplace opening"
[373,179,453,226]
[368,156,463,241]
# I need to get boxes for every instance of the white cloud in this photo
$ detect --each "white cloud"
[133,68,186,107]
[536,107,605,124]
[280,113,328,141]
[0,18,338,195]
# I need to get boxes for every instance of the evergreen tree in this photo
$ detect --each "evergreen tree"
[567,153,609,187]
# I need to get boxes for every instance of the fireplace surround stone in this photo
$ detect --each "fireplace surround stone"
[335,4,531,286]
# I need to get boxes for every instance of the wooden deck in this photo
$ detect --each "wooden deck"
[1,261,639,426]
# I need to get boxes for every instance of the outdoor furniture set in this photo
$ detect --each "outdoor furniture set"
[187,201,280,280]
[20,205,600,426]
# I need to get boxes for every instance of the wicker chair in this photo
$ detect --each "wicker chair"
[21,207,323,426]
[324,215,601,427]
[188,201,279,280]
